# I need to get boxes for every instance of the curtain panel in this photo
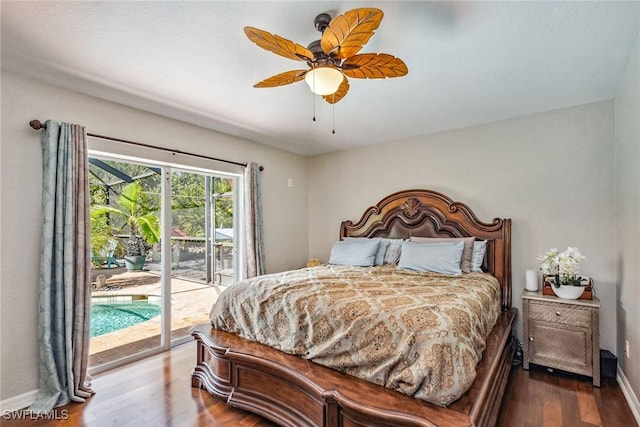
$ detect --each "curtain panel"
[243,162,265,279]
[29,121,93,412]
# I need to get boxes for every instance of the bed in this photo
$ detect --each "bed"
[192,189,515,426]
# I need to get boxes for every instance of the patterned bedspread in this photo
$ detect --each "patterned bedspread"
[209,264,501,406]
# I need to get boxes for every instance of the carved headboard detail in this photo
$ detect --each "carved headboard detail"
[340,189,512,310]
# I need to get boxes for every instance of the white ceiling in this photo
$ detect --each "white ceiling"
[2,1,639,156]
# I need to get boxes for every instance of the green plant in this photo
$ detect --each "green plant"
[91,181,160,257]
[90,184,117,259]
[90,209,115,254]
[170,174,234,236]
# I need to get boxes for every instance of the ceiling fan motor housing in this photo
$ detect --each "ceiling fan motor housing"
[306,40,340,68]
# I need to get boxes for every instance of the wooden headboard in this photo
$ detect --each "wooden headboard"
[340,189,512,310]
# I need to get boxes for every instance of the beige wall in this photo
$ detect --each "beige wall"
[1,68,633,406]
[0,72,309,400]
[615,29,640,403]
[308,101,617,352]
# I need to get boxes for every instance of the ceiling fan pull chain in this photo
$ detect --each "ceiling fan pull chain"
[312,72,317,122]
[312,92,317,122]
[332,100,336,134]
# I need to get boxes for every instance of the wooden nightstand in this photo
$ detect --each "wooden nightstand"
[522,290,600,386]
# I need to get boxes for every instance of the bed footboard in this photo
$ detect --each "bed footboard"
[192,308,515,427]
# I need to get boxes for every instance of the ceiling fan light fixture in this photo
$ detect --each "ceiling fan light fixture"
[304,66,343,95]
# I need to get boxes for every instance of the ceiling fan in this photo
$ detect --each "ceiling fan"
[244,8,408,104]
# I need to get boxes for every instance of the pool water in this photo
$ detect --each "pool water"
[91,297,161,337]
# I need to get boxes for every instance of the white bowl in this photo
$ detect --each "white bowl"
[551,285,585,299]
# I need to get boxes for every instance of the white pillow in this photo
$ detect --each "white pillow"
[471,240,487,272]
[397,241,465,275]
[344,237,388,265]
[382,238,403,264]
[329,239,380,267]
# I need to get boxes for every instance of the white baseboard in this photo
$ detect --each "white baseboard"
[618,364,640,424]
[0,389,38,413]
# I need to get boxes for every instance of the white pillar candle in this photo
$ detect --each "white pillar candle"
[525,269,539,291]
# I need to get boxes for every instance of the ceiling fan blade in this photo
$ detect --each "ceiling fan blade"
[341,53,408,79]
[244,27,314,61]
[321,8,383,59]
[322,77,350,104]
[253,70,308,88]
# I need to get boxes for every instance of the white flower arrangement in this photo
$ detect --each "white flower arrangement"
[537,246,586,287]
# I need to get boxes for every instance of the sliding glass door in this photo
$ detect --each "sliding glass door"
[169,169,237,342]
[88,154,239,367]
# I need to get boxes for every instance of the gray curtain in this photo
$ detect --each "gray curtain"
[29,120,94,412]
[243,162,265,278]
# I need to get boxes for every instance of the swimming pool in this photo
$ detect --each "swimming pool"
[91,295,161,337]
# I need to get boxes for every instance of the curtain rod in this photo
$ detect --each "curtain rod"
[29,119,263,171]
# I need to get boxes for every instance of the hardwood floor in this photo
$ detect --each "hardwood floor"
[4,341,274,427]
[497,363,637,427]
[3,341,636,426]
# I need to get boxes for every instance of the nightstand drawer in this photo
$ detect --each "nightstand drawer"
[528,300,591,327]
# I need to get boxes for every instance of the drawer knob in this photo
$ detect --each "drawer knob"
[529,337,534,341]
[556,311,561,316]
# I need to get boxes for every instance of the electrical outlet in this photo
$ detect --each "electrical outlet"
[287,178,293,187]
[626,340,630,358]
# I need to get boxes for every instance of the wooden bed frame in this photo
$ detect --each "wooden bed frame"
[192,189,515,426]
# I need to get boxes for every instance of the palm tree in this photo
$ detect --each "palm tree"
[92,181,160,266]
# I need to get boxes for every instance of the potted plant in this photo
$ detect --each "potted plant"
[537,246,587,299]
[91,181,160,271]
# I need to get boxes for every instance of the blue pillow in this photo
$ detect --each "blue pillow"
[398,241,465,275]
[344,237,389,265]
[329,239,380,267]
